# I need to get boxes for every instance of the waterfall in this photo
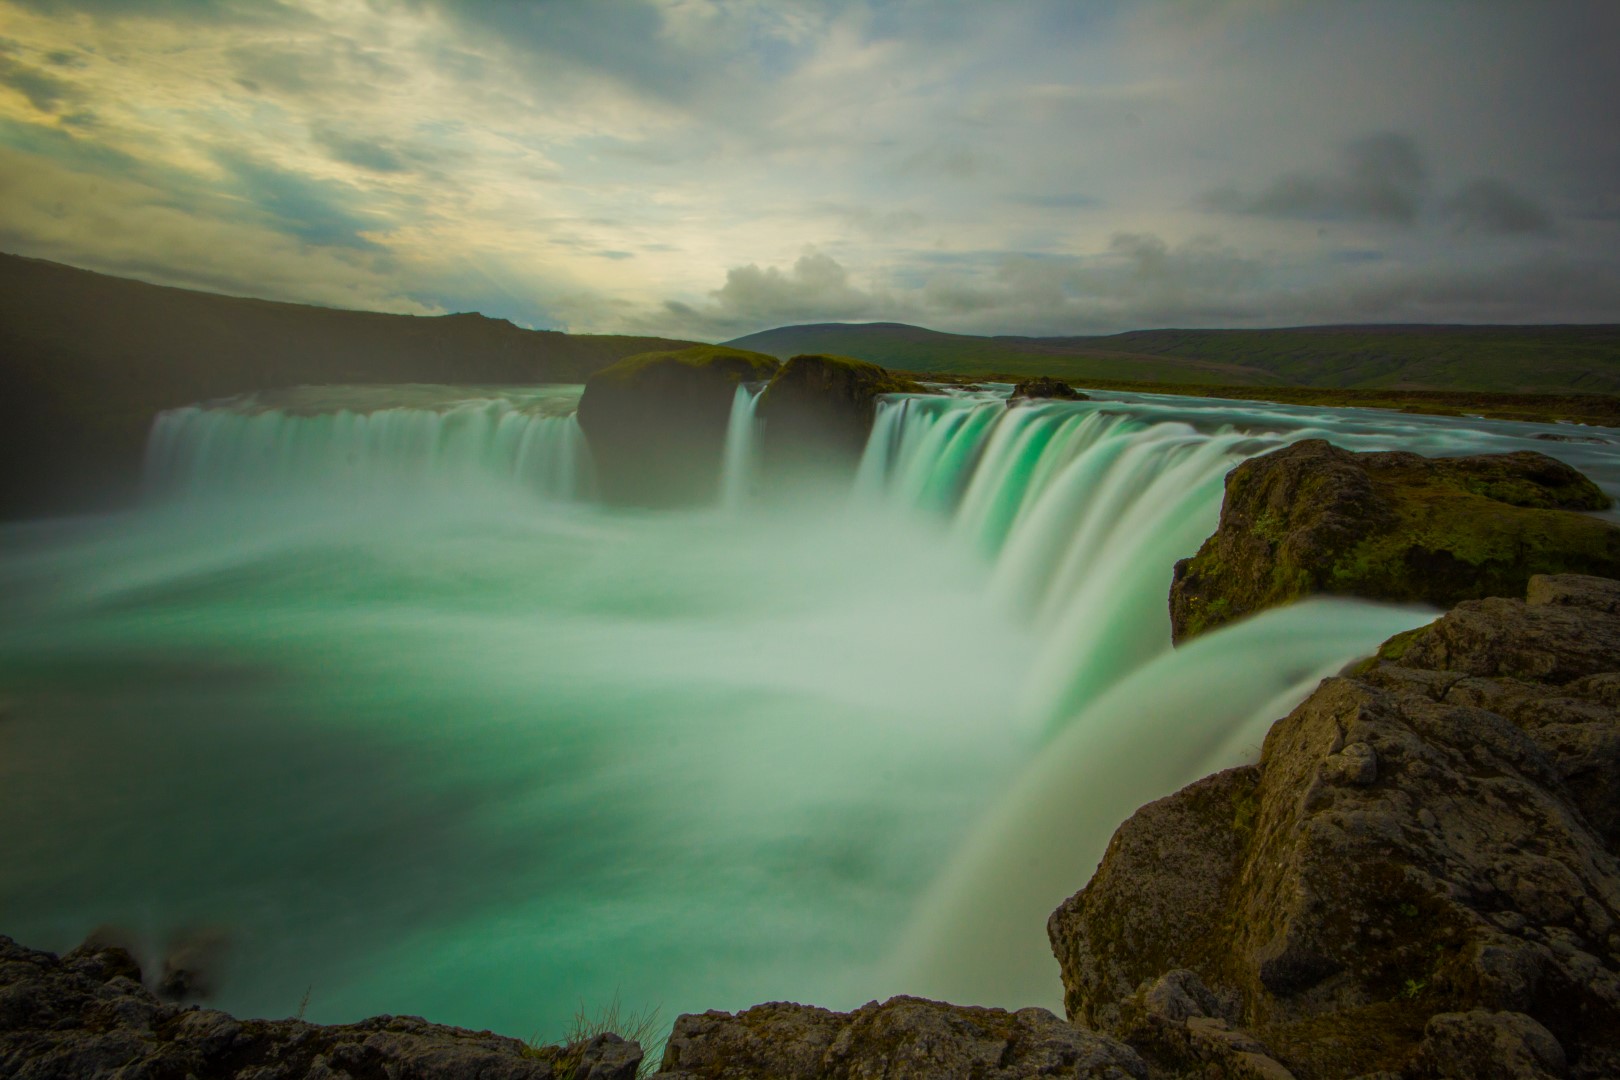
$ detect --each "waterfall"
[8,379,1608,1031]
[858,396,1285,721]
[884,597,1431,1008]
[143,387,594,502]
[719,382,763,510]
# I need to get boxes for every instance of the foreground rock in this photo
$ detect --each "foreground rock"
[1051,574,1620,1079]
[576,345,779,505]
[651,996,1145,1079]
[0,935,641,1079]
[1010,376,1089,403]
[1169,439,1619,641]
[756,354,924,470]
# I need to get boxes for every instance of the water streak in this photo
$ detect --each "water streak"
[719,383,763,510]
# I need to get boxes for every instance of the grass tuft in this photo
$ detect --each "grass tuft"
[523,992,665,1079]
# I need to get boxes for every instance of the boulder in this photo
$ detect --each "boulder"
[1169,439,1618,641]
[1010,376,1089,403]
[755,354,924,471]
[1050,574,1620,1079]
[576,345,779,505]
[650,995,1146,1080]
[0,935,641,1079]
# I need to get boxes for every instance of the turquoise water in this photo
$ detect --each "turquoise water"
[1,383,1616,1034]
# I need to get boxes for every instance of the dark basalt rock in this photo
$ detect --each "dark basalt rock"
[0,935,641,1080]
[1050,574,1620,1079]
[1010,376,1089,403]
[1169,439,1619,642]
[650,995,1146,1079]
[755,354,925,471]
[577,345,779,506]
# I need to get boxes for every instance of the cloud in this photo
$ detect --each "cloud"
[9,0,297,23]
[211,151,390,250]
[650,250,889,337]
[1205,132,1429,226]
[309,125,409,174]
[638,229,1620,340]
[0,0,1616,340]
[0,51,80,113]
[1443,178,1553,235]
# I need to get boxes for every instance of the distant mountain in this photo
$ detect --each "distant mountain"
[726,321,1620,394]
[0,252,697,518]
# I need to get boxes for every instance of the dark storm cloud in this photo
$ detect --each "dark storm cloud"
[1444,178,1553,235]
[1205,133,1428,226]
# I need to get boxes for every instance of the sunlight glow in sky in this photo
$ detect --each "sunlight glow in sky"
[1,0,1616,337]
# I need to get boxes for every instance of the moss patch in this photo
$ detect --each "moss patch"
[1170,440,1620,641]
[589,344,779,387]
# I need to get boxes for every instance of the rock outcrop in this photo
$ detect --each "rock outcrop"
[1010,376,1089,403]
[1169,439,1619,641]
[576,345,779,505]
[1050,574,1620,1079]
[650,996,1146,1080]
[755,354,925,471]
[0,935,643,1079]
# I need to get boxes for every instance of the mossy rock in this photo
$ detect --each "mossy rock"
[1009,376,1088,402]
[1169,439,1619,641]
[755,354,925,471]
[576,345,778,506]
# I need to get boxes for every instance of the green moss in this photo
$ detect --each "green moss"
[590,345,779,386]
[1231,787,1260,835]
[1176,444,1620,641]
[1325,473,1620,603]
[756,353,925,410]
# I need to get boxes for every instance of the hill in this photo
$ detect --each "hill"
[726,322,1620,394]
[0,253,696,518]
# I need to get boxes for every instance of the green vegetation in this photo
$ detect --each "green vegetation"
[727,320,1620,397]
[590,344,779,386]
[1172,441,1620,641]
[756,352,923,408]
[523,994,664,1079]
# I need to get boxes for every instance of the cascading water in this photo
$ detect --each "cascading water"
[145,385,594,502]
[2,380,1616,1038]
[719,383,763,510]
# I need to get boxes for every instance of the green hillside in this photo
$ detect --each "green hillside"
[726,322,1620,395]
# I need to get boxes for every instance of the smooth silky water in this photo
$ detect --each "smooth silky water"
[2,382,1617,1039]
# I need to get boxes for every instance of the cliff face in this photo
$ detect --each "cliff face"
[1051,574,1620,1080]
[1169,439,1619,642]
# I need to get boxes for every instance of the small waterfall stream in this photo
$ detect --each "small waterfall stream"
[719,383,763,510]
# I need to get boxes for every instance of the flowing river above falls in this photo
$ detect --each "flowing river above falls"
[2,383,1617,1040]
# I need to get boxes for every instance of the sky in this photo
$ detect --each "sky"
[1,0,1617,339]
